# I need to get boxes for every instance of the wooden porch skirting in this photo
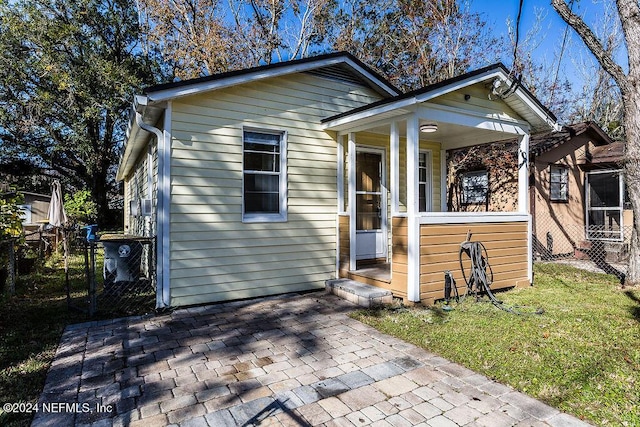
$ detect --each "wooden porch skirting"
[340,216,530,305]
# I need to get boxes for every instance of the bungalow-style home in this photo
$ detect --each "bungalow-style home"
[117,52,559,309]
[529,123,630,261]
[446,121,630,262]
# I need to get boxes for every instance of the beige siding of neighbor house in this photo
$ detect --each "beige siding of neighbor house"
[168,73,385,306]
[532,136,594,255]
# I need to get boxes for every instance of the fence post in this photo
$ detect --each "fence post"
[89,241,96,316]
[8,240,15,295]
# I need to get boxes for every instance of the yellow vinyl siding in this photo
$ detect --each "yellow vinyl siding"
[429,83,523,121]
[419,221,529,304]
[168,72,384,306]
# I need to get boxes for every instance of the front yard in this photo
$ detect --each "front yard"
[352,263,640,426]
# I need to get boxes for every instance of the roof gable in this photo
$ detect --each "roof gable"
[322,63,559,134]
[143,52,401,102]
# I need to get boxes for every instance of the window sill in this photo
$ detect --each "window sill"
[242,212,288,223]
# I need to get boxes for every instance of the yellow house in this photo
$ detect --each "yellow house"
[116,52,559,309]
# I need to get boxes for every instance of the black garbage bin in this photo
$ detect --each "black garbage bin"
[102,239,143,295]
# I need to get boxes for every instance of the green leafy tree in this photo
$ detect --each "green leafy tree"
[0,191,24,242]
[64,190,98,226]
[0,0,156,226]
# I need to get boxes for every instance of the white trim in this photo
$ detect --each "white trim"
[406,115,420,302]
[390,122,400,215]
[354,145,389,261]
[518,134,530,213]
[241,127,288,223]
[337,135,345,214]
[418,212,529,224]
[147,56,399,102]
[418,150,433,212]
[440,149,447,212]
[348,133,357,271]
[527,216,533,283]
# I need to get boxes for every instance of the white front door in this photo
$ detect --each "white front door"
[355,149,387,260]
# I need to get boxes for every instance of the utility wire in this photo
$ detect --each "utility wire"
[549,0,575,106]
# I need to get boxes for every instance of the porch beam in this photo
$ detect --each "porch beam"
[390,122,400,215]
[348,132,357,272]
[416,104,529,135]
[406,115,421,302]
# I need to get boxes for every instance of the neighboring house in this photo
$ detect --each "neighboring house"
[530,123,631,261]
[19,192,50,226]
[447,121,629,261]
[117,52,559,309]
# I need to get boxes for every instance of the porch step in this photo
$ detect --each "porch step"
[325,278,393,308]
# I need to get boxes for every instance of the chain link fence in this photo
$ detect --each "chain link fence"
[72,236,156,317]
[532,215,630,281]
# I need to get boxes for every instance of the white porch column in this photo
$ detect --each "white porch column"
[348,132,357,271]
[518,133,530,214]
[337,135,345,213]
[407,116,421,302]
[391,122,400,215]
[518,133,533,283]
[440,149,447,212]
[336,135,345,278]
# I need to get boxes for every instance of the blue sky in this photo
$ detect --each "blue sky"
[469,0,626,74]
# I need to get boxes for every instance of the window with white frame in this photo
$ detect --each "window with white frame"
[586,170,624,241]
[419,151,432,212]
[461,170,488,204]
[242,129,287,221]
[550,165,569,202]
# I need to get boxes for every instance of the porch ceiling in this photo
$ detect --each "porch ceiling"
[361,120,517,149]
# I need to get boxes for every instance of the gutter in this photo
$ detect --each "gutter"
[133,96,171,309]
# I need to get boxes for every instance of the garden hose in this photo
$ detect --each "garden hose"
[458,233,543,316]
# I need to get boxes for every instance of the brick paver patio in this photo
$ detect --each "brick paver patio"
[32,292,591,426]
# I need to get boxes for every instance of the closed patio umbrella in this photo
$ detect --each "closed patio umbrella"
[48,180,70,300]
[48,180,67,229]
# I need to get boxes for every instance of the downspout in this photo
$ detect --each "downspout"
[134,107,171,309]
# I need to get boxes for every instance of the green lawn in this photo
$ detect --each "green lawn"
[351,263,640,426]
[0,253,88,427]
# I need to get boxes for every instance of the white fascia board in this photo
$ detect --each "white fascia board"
[512,86,562,132]
[414,69,505,103]
[147,57,398,102]
[322,98,417,131]
[342,57,400,96]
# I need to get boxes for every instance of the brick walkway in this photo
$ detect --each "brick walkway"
[32,292,591,427]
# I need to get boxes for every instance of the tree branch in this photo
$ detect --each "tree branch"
[551,0,629,94]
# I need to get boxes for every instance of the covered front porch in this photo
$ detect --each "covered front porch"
[323,65,559,305]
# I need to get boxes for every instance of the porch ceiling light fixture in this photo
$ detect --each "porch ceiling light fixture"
[420,123,438,133]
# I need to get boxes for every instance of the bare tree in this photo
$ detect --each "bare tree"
[551,0,640,285]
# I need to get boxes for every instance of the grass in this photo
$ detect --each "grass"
[0,252,89,427]
[351,263,640,426]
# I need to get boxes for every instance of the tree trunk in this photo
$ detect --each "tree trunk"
[623,93,640,285]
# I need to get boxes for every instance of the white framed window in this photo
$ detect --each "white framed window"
[586,169,624,241]
[461,170,488,204]
[242,129,287,222]
[550,165,569,202]
[418,151,432,212]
